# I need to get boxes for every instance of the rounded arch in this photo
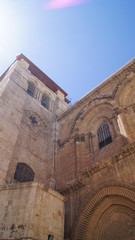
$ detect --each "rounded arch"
[41,87,56,111]
[82,100,115,121]
[27,79,38,98]
[115,75,135,107]
[114,76,135,141]
[41,92,50,109]
[72,101,116,136]
[86,102,114,132]
[70,102,118,153]
[73,184,135,240]
[96,202,135,240]
[14,162,35,182]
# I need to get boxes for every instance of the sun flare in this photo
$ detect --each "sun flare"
[44,0,89,9]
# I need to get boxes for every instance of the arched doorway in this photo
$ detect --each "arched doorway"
[73,185,135,240]
[99,210,134,240]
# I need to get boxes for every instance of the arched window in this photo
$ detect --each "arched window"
[14,163,34,182]
[97,122,112,149]
[41,93,50,109]
[27,82,35,97]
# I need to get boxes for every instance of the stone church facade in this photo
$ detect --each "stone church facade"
[0,54,135,240]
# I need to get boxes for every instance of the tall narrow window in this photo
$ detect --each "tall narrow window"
[97,122,112,149]
[14,163,34,182]
[27,82,35,97]
[41,93,50,109]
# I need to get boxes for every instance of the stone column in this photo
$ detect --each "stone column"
[113,107,132,141]
[87,132,94,154]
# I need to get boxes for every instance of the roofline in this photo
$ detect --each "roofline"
[58,57,135,120]
[0,53,68,97]
[18,54,67,97]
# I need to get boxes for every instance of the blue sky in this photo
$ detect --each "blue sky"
[0,0,135,103]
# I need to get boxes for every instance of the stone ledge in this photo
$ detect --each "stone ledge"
[58,179,85,195]
[58,141,135,195]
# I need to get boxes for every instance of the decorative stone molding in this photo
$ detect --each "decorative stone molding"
[58,59,135,120]
[70,110,84,134]
[113,107,122,116]
[58,133,85,147]
[58,179,85,195]
[72,184,135,240]
[71,77,135,132]
[113,104,135,119]
[58,141,135,195]
[57,138,70,147]
[23,110,49,136]
[74,134,85,142]
[87,132,93,138]
[77,141,135,180]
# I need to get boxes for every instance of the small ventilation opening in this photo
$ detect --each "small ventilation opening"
[48,235,54,240]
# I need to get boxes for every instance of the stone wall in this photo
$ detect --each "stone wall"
[56,58,135,239]
[1,55,135,240]
[0,182,64,240]
[0,57,68,186]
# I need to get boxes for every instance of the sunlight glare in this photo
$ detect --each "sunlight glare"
[0,2,23,56]
[44,0,89,9]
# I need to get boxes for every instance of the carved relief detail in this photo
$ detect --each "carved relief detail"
[58,141,135,195]
[23,110,49,136]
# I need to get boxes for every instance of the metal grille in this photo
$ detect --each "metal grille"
[97,123,112,149]
[14,163,34,182]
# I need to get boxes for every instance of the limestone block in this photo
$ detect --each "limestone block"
[0,182,64,240]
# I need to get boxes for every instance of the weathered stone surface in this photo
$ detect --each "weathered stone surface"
[56,58,135,239]
[0,55,67,240]
[0,182,64,240]
[0,55,135,240]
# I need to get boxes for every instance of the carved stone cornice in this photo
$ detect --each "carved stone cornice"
[58,133,85,147]
[58,141,135,195]
[113,107,122,115]
[74,134,85,142]
[79,142,135,179]
[70,110,84,133]
[57,59,135,121]
[112,104,134,118]
[57,138,70,147]
[58,179,85,195]
[87,132,93,138]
